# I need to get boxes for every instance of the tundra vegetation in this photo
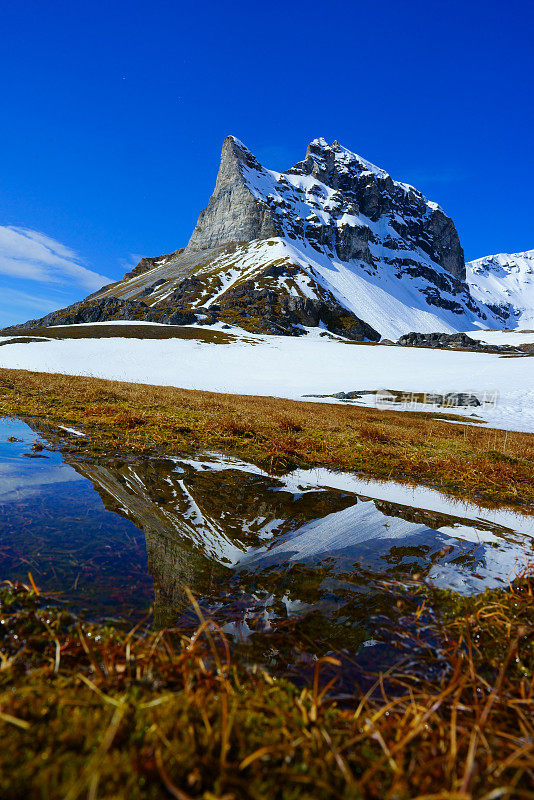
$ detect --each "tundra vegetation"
[1,368,533,508]
[0,367,533,798]
[0,576,532,799]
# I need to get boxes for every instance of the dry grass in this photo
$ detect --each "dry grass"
[1,368,533,509]
[2,323,239,343]
[0,577,532,799]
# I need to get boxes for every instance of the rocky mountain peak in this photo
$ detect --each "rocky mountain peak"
[11,135,513,340]
[187,135,465,281]
[298,137,391,186]
[186,136,277,253]
[215,135,262,191]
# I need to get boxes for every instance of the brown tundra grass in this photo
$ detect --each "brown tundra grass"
[0,368,533,509]
[0,576,532,799]
[0,370,533,796]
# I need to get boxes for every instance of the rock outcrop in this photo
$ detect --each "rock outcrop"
[123,249,185,280]
[396,331,519,353]
[397,331,484,349]
[4,297,195,331]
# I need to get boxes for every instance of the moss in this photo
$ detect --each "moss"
[0,576,532,799]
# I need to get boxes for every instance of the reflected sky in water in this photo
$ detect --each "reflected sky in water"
[1,417,532,633]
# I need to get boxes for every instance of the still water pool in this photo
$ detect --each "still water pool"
[1,415,533,674]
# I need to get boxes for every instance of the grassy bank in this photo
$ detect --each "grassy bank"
[0,578,532,799]
[1,368,534,509]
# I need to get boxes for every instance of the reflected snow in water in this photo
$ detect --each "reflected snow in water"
[1,418,532,646]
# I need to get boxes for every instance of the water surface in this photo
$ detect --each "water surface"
[1,416,532,674]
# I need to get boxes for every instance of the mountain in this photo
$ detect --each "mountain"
[466,249,534,329]
[7,136,514,340]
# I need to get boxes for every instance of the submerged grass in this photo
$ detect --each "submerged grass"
[1,369,533,509]
[0,577,532,799]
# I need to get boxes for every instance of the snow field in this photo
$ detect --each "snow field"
[0,328,532,432]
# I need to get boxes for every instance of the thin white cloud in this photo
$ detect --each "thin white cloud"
[118,252,144,272]
[0,226,111,290]
[0,286,61,312]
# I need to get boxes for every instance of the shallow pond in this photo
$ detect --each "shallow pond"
[1,416,533,677]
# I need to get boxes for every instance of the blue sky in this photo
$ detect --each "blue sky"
[0,0,532,326]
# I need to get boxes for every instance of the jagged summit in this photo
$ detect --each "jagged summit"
[188,134,465,281]
[304,137,401,187]
[7,135,517,340]
[186,135,277,252]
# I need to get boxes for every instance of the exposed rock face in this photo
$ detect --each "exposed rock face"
[5,297,195,331]
[397,331,483,349]
[186,137,278,251]
[150,260,381,339]
[216,264,380,340]
[286,138,465,280]
[440,393,481,407]
[123,249,185,280]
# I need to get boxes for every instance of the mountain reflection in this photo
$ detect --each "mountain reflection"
[2,419,531,633]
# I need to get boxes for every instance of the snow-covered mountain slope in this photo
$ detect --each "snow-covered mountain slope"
[85,236,495,340]
[467,249,534,329]
[7,136,514,339]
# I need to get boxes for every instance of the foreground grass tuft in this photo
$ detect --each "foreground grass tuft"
[1,369,533,509]
[0,578,532,799]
